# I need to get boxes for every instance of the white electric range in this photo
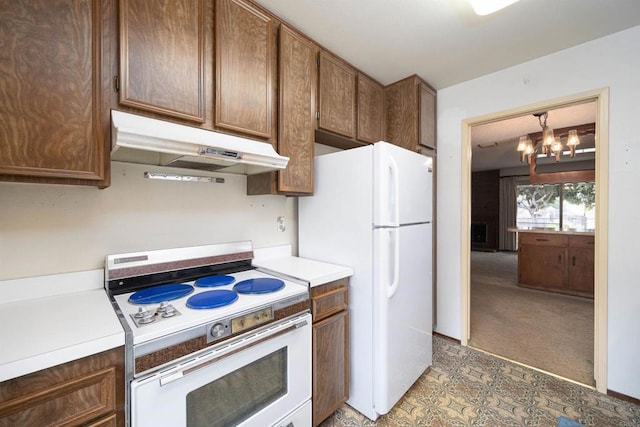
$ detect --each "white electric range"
[105,241,311,427]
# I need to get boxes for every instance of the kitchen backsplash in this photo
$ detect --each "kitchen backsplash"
[0,161,296,281]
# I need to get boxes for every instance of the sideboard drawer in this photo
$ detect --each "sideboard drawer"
[519,233,568,247]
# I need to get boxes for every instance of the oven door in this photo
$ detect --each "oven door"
[131,313,311,427]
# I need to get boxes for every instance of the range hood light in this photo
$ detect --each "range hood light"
[144,172,225,183]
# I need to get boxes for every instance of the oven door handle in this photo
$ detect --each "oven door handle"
[159,317,308,387]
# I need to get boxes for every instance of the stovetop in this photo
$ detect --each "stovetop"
[113,268,307,345]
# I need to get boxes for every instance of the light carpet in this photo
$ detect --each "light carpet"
[468,251,594,387]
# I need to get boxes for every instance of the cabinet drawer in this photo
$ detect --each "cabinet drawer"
[312,286,348,322]
[519,233,568,247]
[569,235,595,248]
[0,367,116,426]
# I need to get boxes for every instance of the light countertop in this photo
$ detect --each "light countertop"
[0,270,124,382]
[507,227,595,237]
[253,245,353,287]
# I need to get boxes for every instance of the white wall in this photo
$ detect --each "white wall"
[0,161,296,281]
[436,25,640,398]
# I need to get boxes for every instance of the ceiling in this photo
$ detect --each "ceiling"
[252,0,625,172]
[470,102,597,171]
[253,0,640,90]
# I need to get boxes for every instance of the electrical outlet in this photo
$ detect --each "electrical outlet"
[277,216,286,232]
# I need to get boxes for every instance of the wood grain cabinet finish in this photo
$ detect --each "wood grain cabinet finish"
[318,52,357,139]
[356,74,385,144]
[384,75,437,152]
[276,25,317,194]
[215,0,274,139]
[568,236,595,295]
[247,24,317,195]
[118,0,207,122]
[311,279,349,426]
[517,232,594,298]
[0,0,111,187]
[0,347,124,427]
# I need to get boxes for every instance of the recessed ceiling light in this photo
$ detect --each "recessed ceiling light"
[468,0,520,16]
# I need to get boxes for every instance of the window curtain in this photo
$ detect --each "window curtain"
[499,176,518,251]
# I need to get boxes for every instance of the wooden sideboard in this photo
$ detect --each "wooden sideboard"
[516,230,594,298]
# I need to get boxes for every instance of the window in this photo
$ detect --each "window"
[516,182,595,231]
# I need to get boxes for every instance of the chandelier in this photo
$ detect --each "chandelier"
[516,112,581,163]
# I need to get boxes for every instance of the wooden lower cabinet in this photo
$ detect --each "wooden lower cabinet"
[0,347,124,427]
[311,279,349,426]
[517,232,594,298]
[519,244,568,290]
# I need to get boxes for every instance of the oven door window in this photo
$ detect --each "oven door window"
[186,347,287,427]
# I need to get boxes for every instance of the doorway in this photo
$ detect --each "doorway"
[459,88,609,393]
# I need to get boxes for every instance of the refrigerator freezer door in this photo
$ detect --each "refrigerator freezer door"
[373,142,432,226]
[373,222,432,416]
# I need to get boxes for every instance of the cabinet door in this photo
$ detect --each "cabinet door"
[384,76,419,151]
[357,74,384,143]
[277,25,317,194]
[518,245,567,289]
[318,52,357,139]
[312,310,349,426]
[215,0,273,139]
[568,247,594,296]
[0,0,109,186]
[419,83,437,149]
[119,0,206,122]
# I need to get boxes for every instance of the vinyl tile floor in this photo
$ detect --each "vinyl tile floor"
[318,335,640,427]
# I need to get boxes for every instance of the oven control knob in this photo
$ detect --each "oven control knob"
[210,323,226,338]
[161,304,178,317]
[133,307,148,318]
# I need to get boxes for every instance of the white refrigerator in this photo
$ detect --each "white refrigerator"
[299,141,433,421]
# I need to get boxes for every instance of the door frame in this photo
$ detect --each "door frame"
[459,88,609,392]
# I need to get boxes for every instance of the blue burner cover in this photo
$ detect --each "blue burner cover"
[186,290,238,309]
[233,278,285,294]
[194,275,235,288]
[129,284,194,305]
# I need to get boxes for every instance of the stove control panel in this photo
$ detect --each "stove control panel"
[231,307,273,334]
[130,303,181,327]
[205,307,274,344]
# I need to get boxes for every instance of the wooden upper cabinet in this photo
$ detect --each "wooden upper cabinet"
[0,0,111,187]
[277,25,318,194]
[119,0,207,122]
[215,0,274,139]
[385,75,437,152]
[247,24,317,196]
[318,52,357,139]
[419,83,437,149]
[356,74,384,143]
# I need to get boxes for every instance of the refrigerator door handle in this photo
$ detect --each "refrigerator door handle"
[388,228,400,298]
[388,155,400,226]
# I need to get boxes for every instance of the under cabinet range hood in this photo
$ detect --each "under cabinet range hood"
[110,110,288,175]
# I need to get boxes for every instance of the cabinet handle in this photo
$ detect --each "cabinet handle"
[558,254,562,264]
[536,238,549,242]
[572,256,576,266]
